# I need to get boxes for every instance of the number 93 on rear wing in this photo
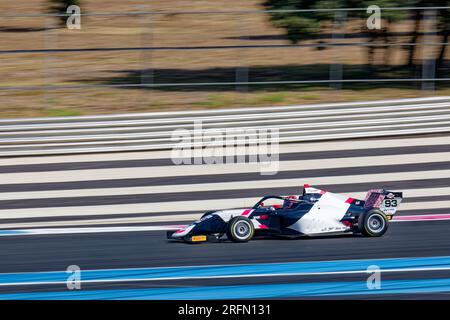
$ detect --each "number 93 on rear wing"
[364,189,403,218]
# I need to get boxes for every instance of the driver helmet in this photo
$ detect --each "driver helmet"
[303,194,319,203]
[283,195,298,209]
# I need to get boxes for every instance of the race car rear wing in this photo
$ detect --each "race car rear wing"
[302,184,324,195]
[364,189,403,215]
[301,184,403,216]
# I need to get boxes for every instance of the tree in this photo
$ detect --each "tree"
[435,1,450,68]
[263,0,337,43]
[264,0,450,76]
[263,0,409,66]
[48,0,81,27]
[369,1,407,66]
[437,11,450,68]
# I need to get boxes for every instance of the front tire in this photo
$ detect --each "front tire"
[226,216,254,242]
[358,209,389,237]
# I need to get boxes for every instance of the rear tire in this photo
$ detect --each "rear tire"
[226,216,254,242]
[358,209,389,237]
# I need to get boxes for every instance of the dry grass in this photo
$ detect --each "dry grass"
[0,0,449,118]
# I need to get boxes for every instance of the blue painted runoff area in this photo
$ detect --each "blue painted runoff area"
[1,278,450,299]
[0,255,450,285]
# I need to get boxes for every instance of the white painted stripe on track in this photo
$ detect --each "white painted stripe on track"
[0,214,202,229]
[0,183,449,202]
[401,201,450,210]
[0,136,448,167]
[0,169,448,219]
[0,225,184,236]
[393,214,450,221]
[0,214,449,236]
[0,197,447,224]
[0,152,448,184]
[0,167,450,218]
[1,168,449,207]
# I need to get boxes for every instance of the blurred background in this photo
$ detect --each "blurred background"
[1,1,450,301]
[0,0,449,118]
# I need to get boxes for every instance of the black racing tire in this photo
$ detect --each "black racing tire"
[226,216,255,243]
[358,209,389,237]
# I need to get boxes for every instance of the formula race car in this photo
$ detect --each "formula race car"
[167,185,403,243]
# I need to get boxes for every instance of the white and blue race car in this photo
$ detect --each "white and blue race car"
[167,184,403,243]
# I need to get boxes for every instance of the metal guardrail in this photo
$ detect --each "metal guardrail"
[0,96,450,157]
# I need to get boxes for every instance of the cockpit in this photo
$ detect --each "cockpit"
[253,195,312,211]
